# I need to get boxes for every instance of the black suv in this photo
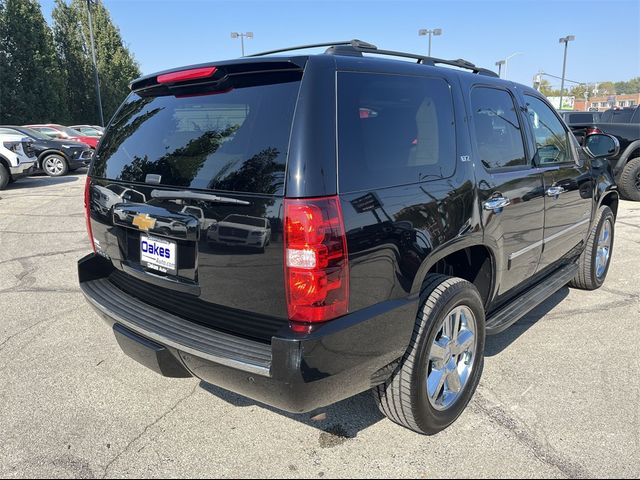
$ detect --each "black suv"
[79,40,620,434]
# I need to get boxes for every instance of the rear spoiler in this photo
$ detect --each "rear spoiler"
[129,57,307,94]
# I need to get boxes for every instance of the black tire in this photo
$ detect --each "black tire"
[618,157,640,201]
[0,163,10,190]
[569,206,615,290]
[374,275,486,435]
[41,153,69,177]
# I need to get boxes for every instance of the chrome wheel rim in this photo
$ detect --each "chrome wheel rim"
[595,219,612,278]
[44,156,64,175]
[426,305,477,411]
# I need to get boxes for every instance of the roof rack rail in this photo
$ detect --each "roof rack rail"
[247,39,377,58]
[249,39,498,77]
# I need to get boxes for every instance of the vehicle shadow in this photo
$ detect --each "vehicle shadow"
[485,286,569,357]
[198,381,385,439]
[7,169,87,190]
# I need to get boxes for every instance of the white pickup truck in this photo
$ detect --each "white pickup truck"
[0,133,37,189]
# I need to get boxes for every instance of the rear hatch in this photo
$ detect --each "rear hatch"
[87,60,305,342]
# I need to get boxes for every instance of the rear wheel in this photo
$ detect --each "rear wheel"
[374,275,485,434]
[0,164,9,189]
[618,157,640,201]
[569,206,615,290]
[41,154,68,177]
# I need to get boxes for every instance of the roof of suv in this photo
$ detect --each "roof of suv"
[129,39,502,93]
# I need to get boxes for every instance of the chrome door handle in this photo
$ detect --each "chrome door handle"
[546,186,566,197]
[483,196,511,211]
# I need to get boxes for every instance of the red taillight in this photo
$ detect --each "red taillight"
[586,127,602,136]
[84,176,96,253]
[157,66,217,84]
[284,196,349,325]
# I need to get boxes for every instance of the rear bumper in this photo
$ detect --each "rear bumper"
[78,253,417,413]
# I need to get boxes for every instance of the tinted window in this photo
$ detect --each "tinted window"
[338,73,456,192]
[601,109,634,123]
[92,79,301,194]
[525,95,573,165]
[567,113,595,123]
[470,87,527,169]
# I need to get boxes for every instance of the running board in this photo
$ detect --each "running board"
[486,264,578,335]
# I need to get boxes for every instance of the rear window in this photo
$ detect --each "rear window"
[600,109,634,123]
[338,72,456,192]
[92,78,301,194]
[567,113,595,123]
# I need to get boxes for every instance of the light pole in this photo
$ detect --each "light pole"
[558,35,575,111]
[501,52,523,80]
[231,32,253,57]
[418,28,442,57]
[86,0,104,127]
[495,60,505,78]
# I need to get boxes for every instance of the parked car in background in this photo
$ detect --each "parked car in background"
[25,124,99,149]
[78,40,621,435]
[70,125,103,137]
[568,105,640,200]
[0,132,36,189]
[207,214,271,251]
[599,107,637,123]
[0,126,92,177]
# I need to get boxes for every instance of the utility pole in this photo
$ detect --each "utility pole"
[87,0,104,126]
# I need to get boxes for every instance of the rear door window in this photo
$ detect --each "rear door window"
[92,78,301,194]
[470,87,527,170]
[337,72,456,192]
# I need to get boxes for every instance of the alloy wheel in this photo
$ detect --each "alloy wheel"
[426,305,478,411]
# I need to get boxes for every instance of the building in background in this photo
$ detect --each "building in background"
[587,93,640,112]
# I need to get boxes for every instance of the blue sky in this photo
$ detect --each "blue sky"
[40,0,640,88]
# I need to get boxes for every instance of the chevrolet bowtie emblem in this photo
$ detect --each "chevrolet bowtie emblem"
[132,213,156,232]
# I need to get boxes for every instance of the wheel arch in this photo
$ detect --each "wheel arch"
[37,149,68,168]
[614,140,640,174]
[599,190,620,218]
[412,240,497,308]
[0,155,11,171]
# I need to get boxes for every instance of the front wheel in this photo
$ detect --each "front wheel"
[618,157,640,201]
[41,154,68,177]
[569,205,615,290]
[374,275,486,434]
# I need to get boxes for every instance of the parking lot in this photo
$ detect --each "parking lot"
[0,172,638,478]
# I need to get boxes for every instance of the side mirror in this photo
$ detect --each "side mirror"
[584,133,620,159]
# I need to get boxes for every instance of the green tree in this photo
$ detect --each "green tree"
[569,84,589,100]
[597,81,616,95]
[539,79,560,97]
[52,0,140,125]
[614,77,640,94]
[51,0,93,124]
[0,0,66,124]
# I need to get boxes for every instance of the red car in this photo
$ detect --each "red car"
[25,124,99,149]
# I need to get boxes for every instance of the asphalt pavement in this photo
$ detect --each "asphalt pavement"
[0,172,638,478]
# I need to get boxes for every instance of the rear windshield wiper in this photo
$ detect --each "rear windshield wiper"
[150,189,250,205]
